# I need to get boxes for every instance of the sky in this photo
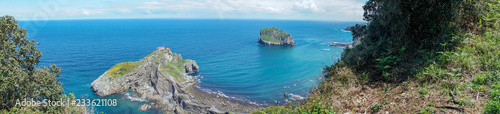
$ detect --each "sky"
[0,0,367,21]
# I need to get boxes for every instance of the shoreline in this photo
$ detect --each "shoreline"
[182,78,264,113]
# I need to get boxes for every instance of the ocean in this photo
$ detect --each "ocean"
[18,19,356,113]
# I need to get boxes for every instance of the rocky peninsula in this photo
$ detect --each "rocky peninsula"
[90,48,261,113]
[258,27,295,46]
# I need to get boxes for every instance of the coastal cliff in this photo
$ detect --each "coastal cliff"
[91,49,261,113]
[258,27,295,46]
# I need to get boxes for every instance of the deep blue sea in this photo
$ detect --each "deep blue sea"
[18,19,356,113]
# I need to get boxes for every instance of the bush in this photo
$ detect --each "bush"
[0,15,88,113]
[485,83,500,113]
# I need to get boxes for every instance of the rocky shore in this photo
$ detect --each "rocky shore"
[90,49,261,113]
[258,27,296,46]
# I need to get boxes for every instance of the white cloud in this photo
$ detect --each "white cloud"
[294,0,318,11]
[203,0,365,21]
[81,9,104,15]
[45,0,366,21]
[144,1,161,5]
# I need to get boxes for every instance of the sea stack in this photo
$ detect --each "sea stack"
[258,27,295,46]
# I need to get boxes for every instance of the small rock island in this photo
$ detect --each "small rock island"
[90,47,261,113]
[258,27,295,46]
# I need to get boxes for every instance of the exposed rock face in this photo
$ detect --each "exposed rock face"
[91,49,197,97]
[90,49,261,113]
[293,95,304,101]
[139,104,151,112]
[183,60,199,74]
[258,27,295,46]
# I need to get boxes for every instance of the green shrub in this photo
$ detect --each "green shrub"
[370,103,384,112]
[485,83,500,113]
[106,62,141,79]
[418,106,436,114]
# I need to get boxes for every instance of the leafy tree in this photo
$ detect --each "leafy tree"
[0,15,65,113]
[362,0,381,22]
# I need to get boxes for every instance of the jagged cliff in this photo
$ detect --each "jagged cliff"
[90,49,261,113]
[258,27,295,46]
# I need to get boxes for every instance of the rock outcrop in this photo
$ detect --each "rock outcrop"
[90,48,261,113]
[183,60,199,74]
[139,104,152,112]
[258,27,295,46]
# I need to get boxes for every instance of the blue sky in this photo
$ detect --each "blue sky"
[0,0,367,21]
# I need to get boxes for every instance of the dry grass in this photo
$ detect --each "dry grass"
[300,66,489,114]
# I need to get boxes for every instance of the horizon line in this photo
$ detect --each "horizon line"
[15,17,364,23]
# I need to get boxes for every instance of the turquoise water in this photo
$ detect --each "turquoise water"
[19,19,356,113]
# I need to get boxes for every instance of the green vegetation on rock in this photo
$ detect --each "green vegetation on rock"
[107,61,143,80]
[258,27,295,45]
[163,58,187,82]
[104,49,191,82]
[259,35,285,43]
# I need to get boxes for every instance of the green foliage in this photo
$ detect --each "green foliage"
[350,23,368,46]
[0,15,64,112]
[251,106,289,114]
[486,83,500,114]
[416,62,462,83]
[106,62,141,79]
[370,103,384,112]
[332,0,480,82]
[474,71,500,85]
[164,61,186,82]
[480,0,500,28]
[306,102,335,114]
[259,35,284,43]
[459,98,475,106]
[252,98,336,114]
[262,0,500,113]
[0,15,87,113]
[418,106,436,114]
[419,88,429,96]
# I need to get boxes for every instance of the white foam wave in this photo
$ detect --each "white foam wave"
[123,93,146,102]
[286,93,305,101]
[341,29,351,32]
